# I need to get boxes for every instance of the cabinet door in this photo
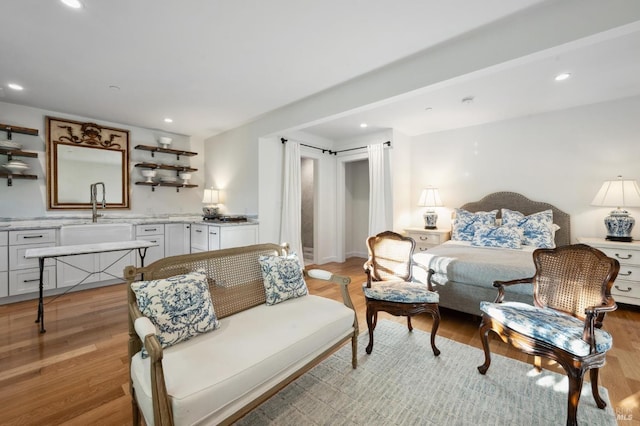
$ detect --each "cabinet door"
[56,253,100,288]
[165,223,190,257]
[0,272,7,298]
[136,235,165,267]
[10,266,56,296]
[191,224,208,252]
[100,250,136,282]
[220,225,257,249]
[10,243,57,269]
[208,226,220,251]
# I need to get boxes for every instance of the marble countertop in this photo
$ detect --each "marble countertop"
[0,215,259,231]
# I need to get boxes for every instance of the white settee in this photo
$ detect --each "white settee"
[124,243,358,426]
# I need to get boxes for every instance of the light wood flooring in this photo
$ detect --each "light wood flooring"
[0,257,638,425]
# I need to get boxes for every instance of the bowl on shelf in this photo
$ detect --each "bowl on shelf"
[141,169,156,183]
[178,172,192,184]
[158,137,173,149]
[160,176,177,184]
[2,160,29,174]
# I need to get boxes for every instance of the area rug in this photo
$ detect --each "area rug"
[236,320,616,425]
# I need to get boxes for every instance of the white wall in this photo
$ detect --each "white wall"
[0,101,203,218]
[409,96,640,242]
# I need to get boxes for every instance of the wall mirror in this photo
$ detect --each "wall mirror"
[46,116,130,209]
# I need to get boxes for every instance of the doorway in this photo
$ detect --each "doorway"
[300,157,315,264]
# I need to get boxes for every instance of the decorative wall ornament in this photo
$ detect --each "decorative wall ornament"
[52,119,125,149]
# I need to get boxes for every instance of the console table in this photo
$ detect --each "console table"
[24,240,157,333]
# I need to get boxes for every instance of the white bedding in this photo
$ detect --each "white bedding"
[413,240,536,289]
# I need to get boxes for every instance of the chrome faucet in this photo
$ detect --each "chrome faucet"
[90,182,106,223]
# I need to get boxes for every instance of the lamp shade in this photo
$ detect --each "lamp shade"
[418,187,443,207]
[202,188,219,205]
[591,177,640,207]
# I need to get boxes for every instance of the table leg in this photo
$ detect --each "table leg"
[35,257,46,333]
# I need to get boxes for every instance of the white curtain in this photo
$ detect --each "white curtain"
[368,143,389,236]
[280,140,305,268]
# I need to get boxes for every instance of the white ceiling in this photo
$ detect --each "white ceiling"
[1,1,638,141]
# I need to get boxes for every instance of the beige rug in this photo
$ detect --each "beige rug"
[237,320,616,425]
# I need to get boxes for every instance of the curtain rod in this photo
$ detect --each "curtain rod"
[281,138,391,156]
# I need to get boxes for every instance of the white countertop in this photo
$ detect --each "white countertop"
[24,240,157,258]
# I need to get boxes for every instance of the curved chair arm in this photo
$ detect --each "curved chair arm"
[307,268,355,310]
[363,260,374,287]
[413,262,436,291]
[492,277,533,303]
[583,300,618,353]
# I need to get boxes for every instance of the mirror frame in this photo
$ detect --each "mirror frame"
[46,116,130,210]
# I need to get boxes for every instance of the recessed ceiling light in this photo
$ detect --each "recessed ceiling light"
[360,123,368,128]
[462,96,474,104]
[164,118,173,123]
[60,0,83,9]
[8,83,24,91]
[424,107,433,111]
[555,72,571,81]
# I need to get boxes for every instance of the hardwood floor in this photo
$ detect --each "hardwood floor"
[0,257,638,425]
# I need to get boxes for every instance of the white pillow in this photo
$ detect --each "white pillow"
[130,269,219,357]
[259,253,308,305]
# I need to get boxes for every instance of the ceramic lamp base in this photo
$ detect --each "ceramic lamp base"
[604,209,635,242]
[423,211,438,230]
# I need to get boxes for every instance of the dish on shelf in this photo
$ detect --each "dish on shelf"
[158,137,173,148]
[141,169,157,183]
[160,176,177,183]
[3,160,30,174]
[0,140,23,150]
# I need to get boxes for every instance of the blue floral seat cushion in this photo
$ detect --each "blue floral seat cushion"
[363,281,439,304]
[480,301,612,357]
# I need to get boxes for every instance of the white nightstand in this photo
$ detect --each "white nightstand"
[404,228,451,252]
[578,237,640,307]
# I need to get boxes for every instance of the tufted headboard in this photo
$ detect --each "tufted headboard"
[459,192,571,247]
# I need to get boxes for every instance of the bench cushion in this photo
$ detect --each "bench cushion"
[131,294,355,425]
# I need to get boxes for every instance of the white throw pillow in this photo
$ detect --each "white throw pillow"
[131,269,219,357]
[259,253,308,305]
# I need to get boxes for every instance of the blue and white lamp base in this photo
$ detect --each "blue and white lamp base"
[604,209,635,242]
[423,210,438,230]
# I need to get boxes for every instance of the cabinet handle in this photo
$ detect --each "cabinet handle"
[144,228,157,232]
[23,235,44,239]
[195,230,202,233]
[615,253,632,260]
[419,236,429,241]
[209,232,217,235]
[23,278,40,283]
[149,240,157,244]
[419,247,428,251]
[618,270,632,277]
[614,285,632,293]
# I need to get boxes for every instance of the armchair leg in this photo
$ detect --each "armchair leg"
[407,316,413,331]
[590,368,606,409]
[477,317,492,375]
[365,305,377,355]
[534,355,542,372]
[566,369,585,426]
[430,308,441,357]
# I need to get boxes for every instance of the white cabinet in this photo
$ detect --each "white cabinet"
[165,223,190,257]
[578,237,640,307]
[136,224,165,266]
[208,226,220,251]
[404,228,451,252]
[0,232,8,298]
[8,229,56,296]
[218,224,258,249]
[190,224,208,253]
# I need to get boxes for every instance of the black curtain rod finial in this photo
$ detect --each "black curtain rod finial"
[281,137,287,144]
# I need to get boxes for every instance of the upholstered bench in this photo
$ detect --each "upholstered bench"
[124,243,358,426]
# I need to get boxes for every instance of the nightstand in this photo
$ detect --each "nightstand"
[578,237,640,307]
[404,228,451,252]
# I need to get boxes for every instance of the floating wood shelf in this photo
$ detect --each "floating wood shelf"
[135,181,198,192]
[134,162,198,172]
[0,172,38,186]
[0,150,38,160]
[0,123,39,138]
[134,144,197,159]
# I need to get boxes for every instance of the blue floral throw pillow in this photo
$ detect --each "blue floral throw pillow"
[501,208,555,248]
[259,253,308,305]
[131,269,219,357]
[471,225,523,249]
[452,209,498,241]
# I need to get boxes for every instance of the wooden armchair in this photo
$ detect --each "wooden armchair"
[363,231,441,356]
[477,244,619,426]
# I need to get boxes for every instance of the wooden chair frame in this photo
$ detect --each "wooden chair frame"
[364,231,441,356]
[477,244,619,426]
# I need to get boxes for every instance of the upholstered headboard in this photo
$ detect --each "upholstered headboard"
[460,192,571,247]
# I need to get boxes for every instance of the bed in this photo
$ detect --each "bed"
[412,192,571,316]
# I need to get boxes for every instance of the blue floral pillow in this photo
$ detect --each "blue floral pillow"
[452,209,498,241]
[131,269,219,357]
[471,225,523,249]
[501,209,555,248]
[259,253,308,305]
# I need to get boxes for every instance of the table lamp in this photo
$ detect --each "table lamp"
[418,187,443,229]
[202,188,220,219]
[590,175,640,242]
